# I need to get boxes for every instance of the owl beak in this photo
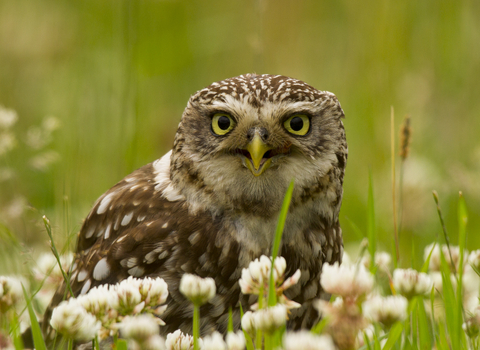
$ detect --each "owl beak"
[245,134,273,176]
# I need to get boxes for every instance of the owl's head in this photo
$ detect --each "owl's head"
[170,74,347,219]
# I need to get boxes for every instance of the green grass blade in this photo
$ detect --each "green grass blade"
[367,169,376,272]
[268,180,294,307]
[116,339,128,350]
[22,284,47,350]
[228,307,234,332]
[10,311,24,350]
[43,215,74,296]
[439,251,460,348]
[381,322,403,350]
[417,297,432,349]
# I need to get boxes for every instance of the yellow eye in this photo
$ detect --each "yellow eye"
[212,113,235,135]
[284,114,310,135]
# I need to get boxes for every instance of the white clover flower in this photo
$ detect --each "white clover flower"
[463,306,480,338]
[226,331,245,350]
[252,305,287,333]
[320,262,374,299]
[374,252,392,272]
[0,106,18,129]
[0,132,16,156]
[50,299,101,341]
[424,244,466,272]
[33,252,74,284]
[30,150,60,172]
[241,311,256,334]
[283,330,335,350]
[468,250,480,271]
[115,280,143,313]
[78,284,119,316]
[120,314,160,341]
[165,330,201,350]
[140,277,169,306]
[393,268,433,298]
[202,331,226,350]
[362,295,408,328]
[0,276,23,312]
[238,255,287,295]
[179,274,216,306]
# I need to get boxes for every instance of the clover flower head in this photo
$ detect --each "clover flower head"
[202,331,226,350]
[0,276,23,312]
[179,274,216,306]
[50,299,101,341]
[283,330,335,350]
[241,311,256,334]
[165,330,201,350]
[226,331,245,350]
[115,280,143,314]
[321,262,374,299]
[362,295,408,328]
[120,314,160,342]
[252,305,287,333]
[238,255,286,295]
[393,268,433,298]
[140,277,169,306]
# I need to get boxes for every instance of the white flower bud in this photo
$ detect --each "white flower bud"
[362,295,408,328]
[116,281,143,313]
[165,330,201,350]
[468,250,480,271]
[241,311,256,334]
[121,314,160,341]
[252,305,287,333]
[179,274,216,306]
[320,262,374,299]
[393,268,433,298]
[0,276,23,312]
[202,331,226,350]
[50,299,101,341]
[140,277,169,306]
[283,331,335,350]
[226,331,245,350]
[238,255,286,295]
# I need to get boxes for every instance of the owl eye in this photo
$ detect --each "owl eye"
[212,113,235,135]
[284,114,310,135]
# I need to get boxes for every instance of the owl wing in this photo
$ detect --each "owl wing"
[43,154,242,337]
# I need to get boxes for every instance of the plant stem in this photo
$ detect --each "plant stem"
[391,106,400,263]
[67,339,73,350]
[193,304,200,350]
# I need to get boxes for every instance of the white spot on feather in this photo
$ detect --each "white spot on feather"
[137,215,146,222]
[77,270,88,282]
[80,279,92,295]
[162,222,168,229]
[121,212,133,226]
[126,257,137,268]
[128,266,145,277]
[104,224,111,239]
[85,226,96,239]
[93,258,110,281]
[97,192,116,214]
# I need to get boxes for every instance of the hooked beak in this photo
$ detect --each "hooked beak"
[243,134,273,176]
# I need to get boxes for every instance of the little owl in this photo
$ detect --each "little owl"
[43,73,347,340]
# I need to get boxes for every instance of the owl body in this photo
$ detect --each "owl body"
[44,74,347,338]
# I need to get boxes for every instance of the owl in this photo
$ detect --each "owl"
[43,74,347,339]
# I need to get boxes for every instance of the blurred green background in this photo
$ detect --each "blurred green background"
[1,0,479,273]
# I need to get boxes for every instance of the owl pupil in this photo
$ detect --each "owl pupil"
[290,117,304,131]
[218,116,231,130]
